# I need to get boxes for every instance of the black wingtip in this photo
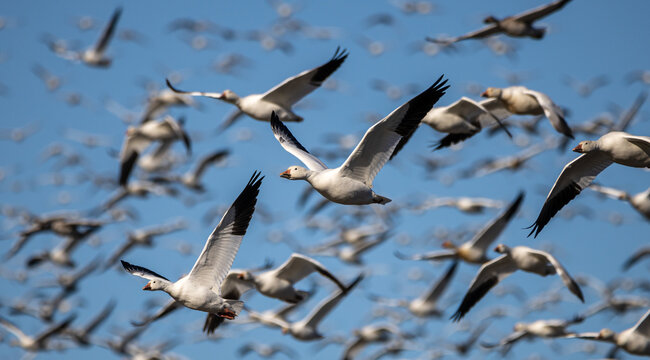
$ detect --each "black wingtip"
[270,111,311,154]
[344,273,365,293]
[230,171,264,236]
[119,151,139,187]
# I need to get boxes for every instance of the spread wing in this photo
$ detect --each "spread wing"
[121,260,170,282]
[450,255,517,321]
[187,171,262,293]
[132,300,182,327]
[631,309,650,337]
[118,133,151,187]
[166,79,223,100]
[270,112,328,171]
[339,76,449,186]
[427,24,501,44]
[421,260,458,304]
[94,7,122,54]
[303,274,363,329]
[523,89,573,138]
[273,253,345,290]
[515,0,573,23]
[394,249,458,262]
[525,249,584,302]
[261,47,348,109]
[528,153,612,238]
[623,135,650,156]
[221,271,254,299]
[468,191,524,252]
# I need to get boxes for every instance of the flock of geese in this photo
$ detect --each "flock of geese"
[0,0,649,359]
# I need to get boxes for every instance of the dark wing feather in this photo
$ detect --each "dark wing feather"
[120,260,170,282]
[310,46,349,86]
[451,275,499,322]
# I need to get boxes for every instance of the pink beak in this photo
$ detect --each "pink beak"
[142,282,152,290]
[480,91,489,97]
[572,144,582,153]
[280,170,291,179]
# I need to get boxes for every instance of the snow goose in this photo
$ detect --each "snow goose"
[589,184,650,221]
[450,244,584,321]
[166,47,348,129]
[0,314,75,352]
[482,315,584,355]
[369,261,458,318]
[420,97,512,150]
[427,0,573,44]
[274,274,363,341]
[54,8,122,67]
[118,116,191,187]
[623,246,650,271]
[232,253,346,303]
[397,192,523,264]
[460,142,548,179]
[64,300,115,347]
[342,323,400,360]
[272,76,449,205]
[565,309,650,356]
[149,149,230,193]
[528,131,650,237]
[312,231,390,265]
[121,171,262,321]
[237,342,297,359]
[481,86,574,139]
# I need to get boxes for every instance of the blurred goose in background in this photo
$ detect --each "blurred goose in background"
[231,253,346,303]
[0,314,75,352]
[368,261,458,317]
[622,246,650,271]
[342,323,400,360]
[140,88,199,123]
[272,274,363,341]
[271,77,449,205]
[451,244,584,321]
[410,195,504,214]
[528,132,650,237]
[121,171,262,321]
[420,97,512,150]
[237,342,297,358]
[397,192,523,264]
[64,300,115,347]
[482,315,584,354]
[563,75,609,98]
[166,47,348,129]
[53,7,122,67]
[588,184,650,221]
[565,309,650,356]
[481,86,574,139]
[118,116,191,187]
[149,149,230,192]
[427,0,573,44]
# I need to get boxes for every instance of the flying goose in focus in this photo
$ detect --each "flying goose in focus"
[481,86,573,139]
[271,76,449,205]
[397,192,523,264]
[565,309,650,356]
[166,47,348,129]
[528,132,650,237]
[427,0,573,44]
[232,253,346,303]
[121,171,262,321]
[451,244,584,321]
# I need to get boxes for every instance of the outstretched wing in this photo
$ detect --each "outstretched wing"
[121,260,170,282]
[187,171,263,293]
[528,153,612,237]
[273,253,345,290]
[339,76,449,186]
[261,47,348,109]
[166,79,223,99]
[523,89,573,138]
[94,7,122,54]
[270,112,328,171]
[526,248,584,302]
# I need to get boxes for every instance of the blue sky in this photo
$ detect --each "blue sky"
[0,0,648,359]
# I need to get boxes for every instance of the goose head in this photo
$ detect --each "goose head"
[481,87,502,99]
[572,140,596,153]
[218,89,239,103]
[280,166,310,180]
[597,328,616,341]
[494,244,510,254]
[142,279,165,291]
[483,16,500,24]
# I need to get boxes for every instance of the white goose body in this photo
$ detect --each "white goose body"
[272,77,449,205]
[237,94,301,122]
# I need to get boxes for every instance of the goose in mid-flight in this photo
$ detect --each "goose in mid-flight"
[0,314,76,352]
[166,47,348,129]
[271,76,449,205]
[588,184,650,221]
[53,8,122,67]
[451,244,584,321]
[118,116,191,187]
[121,171,263,321]
[397,192,523,264]
[427,0,573,44]
[231,253,346,303]
[528,132,650,237]
[481,86,573,139]
[565,309,650,356]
